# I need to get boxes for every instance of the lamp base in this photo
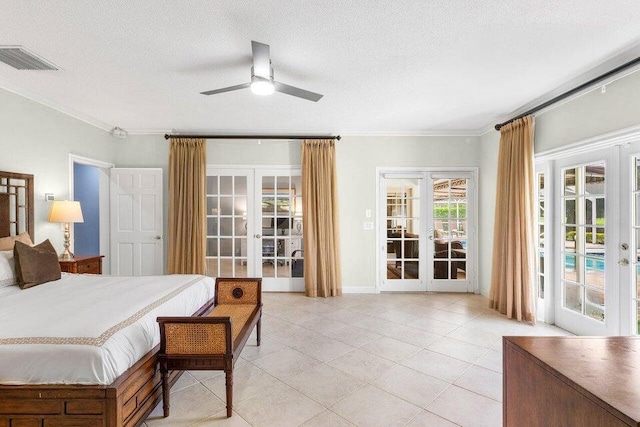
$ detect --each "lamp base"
[59,250,75,261]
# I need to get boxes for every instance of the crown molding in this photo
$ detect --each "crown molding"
[0,78,114,132]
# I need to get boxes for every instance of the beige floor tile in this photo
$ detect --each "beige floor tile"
[424,309,477,326]
[406,410,459,426]
[252,347,320,379]
[331,385,421,427]
[428,337,488,363]
[146,383,225,427]
[299,317,349,335]
[171,372,198,394]
[428,385,502,427]
[352,315,405,336]
[322,325,383,347]
[360,336,421,362]
[372,365,449,408]
[374,308,423,324]
[446,325,502,349]
[474,349,503,373]
[191,410,252,426]
[407,317,459,335]
[300,410,356,426]
[389,325,441,348]
[239,336,289,362]
[323,308,372,324]
[454,365,503,402]
[287,335,355,362]
[465,316,516,336]
[328,348,396,381]
[201,363,282,404]
[401,349,471,383]
[233,382,324,427]
[282,364,366,406]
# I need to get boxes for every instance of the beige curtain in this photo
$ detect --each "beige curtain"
[167,138,206,274]
[489,116,536,323]
[301,139,342,297]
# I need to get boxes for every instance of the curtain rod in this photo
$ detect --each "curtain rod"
[495,55,640,131]
[164,134,341,141]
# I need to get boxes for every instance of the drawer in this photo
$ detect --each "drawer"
[76,261,100,274]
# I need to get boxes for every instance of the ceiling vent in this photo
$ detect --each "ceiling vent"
[0,46,58,70]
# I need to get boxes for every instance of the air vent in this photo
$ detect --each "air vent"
[0,46,58,70]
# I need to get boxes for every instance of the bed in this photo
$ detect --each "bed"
[0,170,215,427]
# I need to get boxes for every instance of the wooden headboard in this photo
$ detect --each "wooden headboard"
[0,171,34,240]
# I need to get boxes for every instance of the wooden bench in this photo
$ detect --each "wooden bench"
[157,277,262,418]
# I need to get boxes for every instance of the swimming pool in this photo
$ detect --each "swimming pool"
[564,254,605,272]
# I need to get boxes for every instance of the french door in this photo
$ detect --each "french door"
[378,170,476,292]
[549,139,640,336]
[206,167,303,292]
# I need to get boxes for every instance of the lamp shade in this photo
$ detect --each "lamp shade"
[48,200,84,223]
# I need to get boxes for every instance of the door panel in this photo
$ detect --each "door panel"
[554,152,614,336]
[206,167,303,291]
[379,170,476,293]
[110,168,163,276]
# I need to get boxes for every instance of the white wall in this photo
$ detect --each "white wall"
[336,135,482,292]
[0,88,115,251]
[478,130,500,295]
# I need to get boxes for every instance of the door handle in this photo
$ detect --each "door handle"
[154,236,162,240]
[255,234,262,239]
[618,258,630,266]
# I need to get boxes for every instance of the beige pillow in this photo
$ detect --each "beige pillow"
[14,239,61,289]
[0,232,34,251]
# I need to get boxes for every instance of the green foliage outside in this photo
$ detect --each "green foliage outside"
[434,204,466,219]
[565,230,605,244]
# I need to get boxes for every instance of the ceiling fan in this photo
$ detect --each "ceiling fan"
[200,41,323,102]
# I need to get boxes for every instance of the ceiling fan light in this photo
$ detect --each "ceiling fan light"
[250,80,274,96]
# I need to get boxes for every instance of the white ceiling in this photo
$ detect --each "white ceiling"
[1,1,640,135]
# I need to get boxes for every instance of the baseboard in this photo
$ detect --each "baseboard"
[342,286,380,294]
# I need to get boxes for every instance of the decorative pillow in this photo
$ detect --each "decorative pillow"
[13,240,61,289]
[0,250,17,288]
[0,232,34,251]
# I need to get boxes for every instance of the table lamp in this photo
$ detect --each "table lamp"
[48,200,84,260]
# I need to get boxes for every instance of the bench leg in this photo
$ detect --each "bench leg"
[257,316,262,346]
[162,369,170,417]
[225,369,233,417]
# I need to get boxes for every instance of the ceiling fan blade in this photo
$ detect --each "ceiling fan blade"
[200,83,250,96]
[251,41,271,78]
[274,81,323,102]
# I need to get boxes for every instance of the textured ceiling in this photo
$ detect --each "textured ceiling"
[1,1,640,135]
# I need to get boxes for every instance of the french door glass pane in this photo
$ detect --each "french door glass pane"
[561,163,606,322]
[432,178,467,281]
[206,174,249,277]
[385,178,420,281]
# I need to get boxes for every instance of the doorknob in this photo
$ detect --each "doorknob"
[255,234,262,239]
[154,236,162,240]
[619,258,630,266]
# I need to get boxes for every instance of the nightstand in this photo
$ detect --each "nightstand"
[59,255,104,274]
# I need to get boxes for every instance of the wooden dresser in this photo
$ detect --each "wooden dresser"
[59,255,104,274]
[504,336,640,427]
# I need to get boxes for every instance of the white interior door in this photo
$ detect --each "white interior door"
[553,150,617,335]
[206,167,303,291]
[379,170,477,292]
[254,169,304,292]
[427,172,475,292]
[110,168,163,276]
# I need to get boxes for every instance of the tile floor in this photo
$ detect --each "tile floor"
[144,292,571,427]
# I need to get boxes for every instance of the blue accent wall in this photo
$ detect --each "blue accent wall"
[73,163,100,255]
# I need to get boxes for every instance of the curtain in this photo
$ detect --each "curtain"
[167,138,206,274]
[489,116,536,323]
[301,139,342,297]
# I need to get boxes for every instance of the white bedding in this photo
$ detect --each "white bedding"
[0,273,215,385]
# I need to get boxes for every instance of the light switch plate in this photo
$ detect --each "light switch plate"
[363,221,374,230]
[365,209,372,218]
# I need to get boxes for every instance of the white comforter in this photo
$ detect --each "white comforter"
[0,273,215,385]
